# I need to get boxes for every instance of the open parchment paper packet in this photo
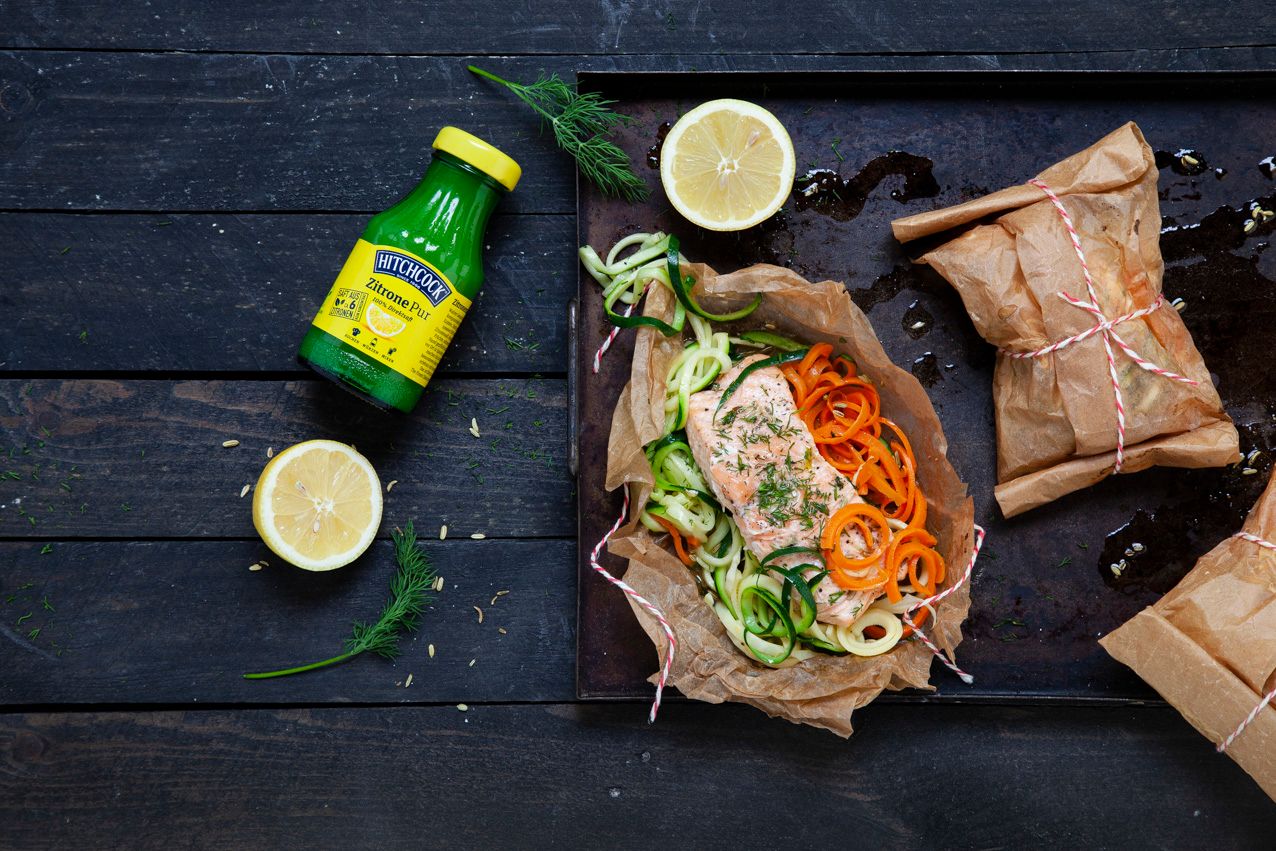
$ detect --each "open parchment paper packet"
[1101,467,1276,802]
[892,122,1239,518]
[602,263,975,736]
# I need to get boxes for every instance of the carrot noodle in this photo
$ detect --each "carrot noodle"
[783,351,948,626]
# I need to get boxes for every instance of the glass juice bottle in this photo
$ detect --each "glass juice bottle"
[298,127,520,413]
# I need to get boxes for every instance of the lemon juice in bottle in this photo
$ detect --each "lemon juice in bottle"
[298,127,520,413]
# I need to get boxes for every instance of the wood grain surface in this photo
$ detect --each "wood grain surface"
[0,379,571,538]
[3,3,1276,843]
[0,213,574,374]
[2,703,1272,849]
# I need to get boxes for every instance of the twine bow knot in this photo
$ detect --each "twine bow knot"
[999,179,1198,473]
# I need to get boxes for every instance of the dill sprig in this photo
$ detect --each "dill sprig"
[243,521,437,680]
[467,65,649,202]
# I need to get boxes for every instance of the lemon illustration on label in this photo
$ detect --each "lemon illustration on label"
[364,302,408,338]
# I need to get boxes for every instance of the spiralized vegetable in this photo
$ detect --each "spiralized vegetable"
[585,232,946,668]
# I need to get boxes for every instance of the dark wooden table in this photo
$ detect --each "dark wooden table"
[3,5,1275,847]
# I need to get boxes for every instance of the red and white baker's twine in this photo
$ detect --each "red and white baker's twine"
[1000,179,1198,473]
[592,285,648,374]
[902,524,986,684]
[1215,531,1276,752]
[589,488,677,722]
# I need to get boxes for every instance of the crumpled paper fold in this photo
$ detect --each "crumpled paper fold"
[603,262,974,736]
[1101,467,1276,802]
[892,122,1239,517]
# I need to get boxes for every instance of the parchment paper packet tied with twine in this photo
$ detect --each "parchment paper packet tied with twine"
[601,263,975,737]
[892,122,1239,518]
[1101,467,1276,802]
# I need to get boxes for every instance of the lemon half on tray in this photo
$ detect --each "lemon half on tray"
[659,99,796,232]
[252,440,383,571]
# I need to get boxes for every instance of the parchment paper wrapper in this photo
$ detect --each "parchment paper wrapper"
[892,122,1239,518]
[603,263,975,736]
[1101,468,1276,802]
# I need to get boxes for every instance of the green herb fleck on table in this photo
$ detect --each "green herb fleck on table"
[40,543,53,555]
[831,138,845,163]
[244,521,438,679]
[1057,556,1071,568]
[504,336,540,352]
[78,330,88,344]
[467,65,648,202]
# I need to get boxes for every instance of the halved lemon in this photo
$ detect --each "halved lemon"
[252,440,382,571]
[364,301,407,338]
[659,99,796,232]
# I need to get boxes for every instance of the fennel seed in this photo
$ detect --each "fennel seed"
[474,605,484,624]
[386,480,398,492]
[439,524,448,540]
[404,673,413,688]
[239,484,251,498]
[457,704,468,712]
[428,643,435,658]
[222,439,240,448]
[471,533,486,540]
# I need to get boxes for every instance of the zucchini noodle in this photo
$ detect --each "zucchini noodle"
[584,230,944,669]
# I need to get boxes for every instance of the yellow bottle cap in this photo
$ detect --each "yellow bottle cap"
[432,127,522,192]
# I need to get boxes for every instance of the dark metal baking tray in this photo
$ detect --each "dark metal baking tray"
[574,70,1276,702]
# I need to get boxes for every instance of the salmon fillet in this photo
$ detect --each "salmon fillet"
[685,356,878,626]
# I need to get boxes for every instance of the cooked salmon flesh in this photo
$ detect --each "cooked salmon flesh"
[684,356,879,626]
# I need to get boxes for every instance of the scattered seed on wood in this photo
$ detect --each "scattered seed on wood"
[239,484,251,498]
[498,627,507,635]
[1180,154,1199,166]
[222,439,240,448]
[433,576,445,592]
[457,704,468,712]
[496,589,509,597]
[471,533,486,540]
[249,563,263,572]
[469,659,476,667]
[1244,219,1258,234]
[1242,467,1259,475]
[469,418,481,438]
[405,673,414,688]
[428,644,435,658]
[474,605,484,624]
[386,480,398,492]
[266,446,274,458]
[439,524,448,540]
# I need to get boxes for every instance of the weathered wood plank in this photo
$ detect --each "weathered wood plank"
[1,704,1272,848]
[0,213,573,373]
[2,2,1274,55]
[6,51,1276,214]
[0,379,572,538]
[0,539,574,705]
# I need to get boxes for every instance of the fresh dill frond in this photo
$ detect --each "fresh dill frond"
[467,65,649,202]
[346,523,437,661]
[243,521,437,679]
